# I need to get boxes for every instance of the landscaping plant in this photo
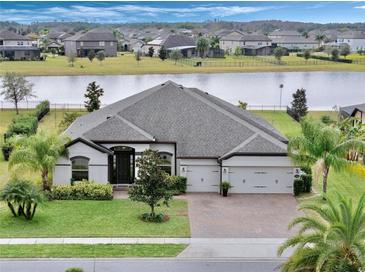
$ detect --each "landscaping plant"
[128,149,173,222]
[220,181,232,197]
[290,88,308,121]
[278,193,365,271]
[8,131,69,191]
[50,181,113,200]
[289,118,365,194]
[0,179,44,220]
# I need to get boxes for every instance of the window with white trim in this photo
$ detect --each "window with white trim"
[99,41,105,46]
[71,157,89,181]
[158,152,172,175]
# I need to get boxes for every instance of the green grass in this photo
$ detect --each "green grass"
[0,200,190,238]
[0,244,187,258]
[251,110,302,138]
[1,53,364,76]
[251,110,365,202]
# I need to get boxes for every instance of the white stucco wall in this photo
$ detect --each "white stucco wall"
[337,38,365,52]
[53,142,109,185]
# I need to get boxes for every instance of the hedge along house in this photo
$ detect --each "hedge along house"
[54,81,296,194]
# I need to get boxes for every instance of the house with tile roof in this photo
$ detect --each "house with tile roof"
[54,81,296,194]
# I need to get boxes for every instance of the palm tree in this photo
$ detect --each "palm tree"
[278,193,365,271]
[8,131,68,191]
[289,119,365,194]
[196,37,210,58]
[315,33,326,46]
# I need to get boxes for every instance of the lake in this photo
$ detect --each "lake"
[1,71,364,110]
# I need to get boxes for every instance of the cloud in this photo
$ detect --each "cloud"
[0,3,273,23]
[354,5,365,9]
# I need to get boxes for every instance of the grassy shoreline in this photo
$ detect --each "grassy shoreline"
[1,54,364,76]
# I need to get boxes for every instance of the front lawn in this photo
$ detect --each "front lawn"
[0,200,190,238]
[0,244,187,258]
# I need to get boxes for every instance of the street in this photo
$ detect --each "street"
[0,258,285,272]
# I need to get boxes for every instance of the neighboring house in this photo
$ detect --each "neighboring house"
[121,38,144,52]
[219,31,272,55]
[340,103,365,125]
[142,35,196,57]
[0,30,40,60]
[269,30,319,50]
[54,81,296,194]
[335,31,365,52]
[64,28,117,57]
[46,31,72,53]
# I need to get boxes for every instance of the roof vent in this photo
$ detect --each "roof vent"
[161,83,165,86]
[205,92,209,95]
[106,116,111,120]
[178,85,183,89]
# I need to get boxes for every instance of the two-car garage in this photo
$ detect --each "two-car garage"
[178,156,295,194]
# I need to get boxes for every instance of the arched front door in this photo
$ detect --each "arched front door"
[110,146,135,185]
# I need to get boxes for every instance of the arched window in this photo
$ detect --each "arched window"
[71,157,89,181]
[158,152,172,175]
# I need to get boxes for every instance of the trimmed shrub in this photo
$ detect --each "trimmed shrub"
[168,176,187,194]
[50,181,113,200]
[301,174,312,193]
[5,114,38,139]
[33,100,50,121]
[300,166,312,175]
[293,179,304,196]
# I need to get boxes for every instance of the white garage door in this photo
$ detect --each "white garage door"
[186,165,220,192]
[228,167,294,194]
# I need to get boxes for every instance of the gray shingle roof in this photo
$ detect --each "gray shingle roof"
[0,30,30,41]
[270,30,301,37]
[163,35,196,49]
[338,31,365,39]
[235,134,287,154]
[221,31,271,42]
[271,36,317,44]
[65,28,117,42]
[66,81,287,158]
[340,103,365,117]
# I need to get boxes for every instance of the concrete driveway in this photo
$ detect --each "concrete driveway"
[184,193,300,238]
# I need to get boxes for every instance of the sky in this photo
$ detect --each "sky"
[1,1,365,24]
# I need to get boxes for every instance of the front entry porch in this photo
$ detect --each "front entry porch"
[109,146,135,185]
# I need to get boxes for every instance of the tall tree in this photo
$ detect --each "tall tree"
[68,54,76,67]
[273,47,286,62]
[291,88,308,120]
[128,149,173,221]
[87,50,96,62]
[158,46,167,61]
[210,35,220,49]
[196,37,210,58]
[170,49,183,65]
[84,81,104,112]
[147,47,154,57]
[340,44,351,59]
[9,131,68,191]
[96,51,105,65]
[278,194,365,271]
[289,119,365,194]
[315,33,326,45]
[0,72,35,114]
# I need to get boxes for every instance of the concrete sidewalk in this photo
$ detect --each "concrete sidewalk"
[0,238,292,259]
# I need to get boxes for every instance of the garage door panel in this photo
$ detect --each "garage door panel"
[186,166,220,192]
[229,167,294,194]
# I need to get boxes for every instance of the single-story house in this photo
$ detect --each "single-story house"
[54,81,296,194]
[142,35,196,57]
[340,103,365,125]
[0,30,40,60]
[64,28,117,57]
[219,31,272,55]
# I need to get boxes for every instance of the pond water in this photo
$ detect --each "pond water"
[1,71,364,110]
